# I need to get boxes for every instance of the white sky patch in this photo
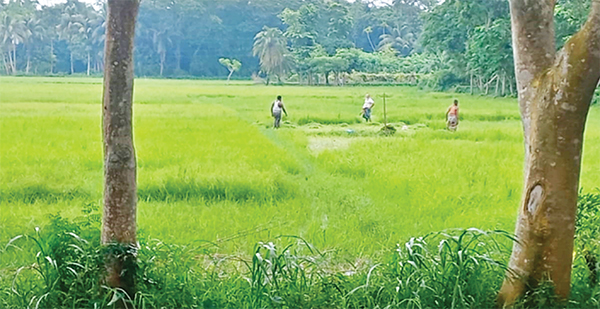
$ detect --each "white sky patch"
[346,0,394,6]
[37,0,98,6]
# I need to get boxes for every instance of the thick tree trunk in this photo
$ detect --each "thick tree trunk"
[499,0,600,305]
[101,0,140,301]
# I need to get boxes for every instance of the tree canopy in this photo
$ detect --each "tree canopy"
[0,0,593,93]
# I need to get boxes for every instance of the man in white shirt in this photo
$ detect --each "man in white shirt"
[271,95,288,128]
[362,94,375,122]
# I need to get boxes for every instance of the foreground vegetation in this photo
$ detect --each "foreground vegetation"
[2,77,600,307]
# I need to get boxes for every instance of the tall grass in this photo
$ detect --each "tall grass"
[5,208,600,308]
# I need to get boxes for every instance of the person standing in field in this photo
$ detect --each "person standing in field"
[362,94,375,122]
[271,95,288,128]
[446,99,459,131]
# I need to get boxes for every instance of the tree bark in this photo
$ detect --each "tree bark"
[101,0,140,301]
[498,0,600,305]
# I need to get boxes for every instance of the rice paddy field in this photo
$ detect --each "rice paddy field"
[3,76,600,255]
[2,77,600,307]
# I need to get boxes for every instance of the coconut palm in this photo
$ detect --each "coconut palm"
[82,9,104,75]
[57,2,86,74]
[363,26,376,52]
[252,26,289,84]
[0,12,28,74]
[23,15,45,74]
[378,24,417,56]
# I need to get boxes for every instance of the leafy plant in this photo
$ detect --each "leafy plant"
[576,190,600,285]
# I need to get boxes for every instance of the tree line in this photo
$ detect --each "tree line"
[0,0,592,94]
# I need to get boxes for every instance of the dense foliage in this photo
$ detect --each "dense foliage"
[1,0,594,93]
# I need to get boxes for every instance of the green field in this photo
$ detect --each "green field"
[2,76,600,257]
[3,77,600,307]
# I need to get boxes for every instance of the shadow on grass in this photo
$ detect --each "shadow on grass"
[138,177,299,203]
[0,185,91,204]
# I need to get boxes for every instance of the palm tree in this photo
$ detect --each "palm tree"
[363,26,376,52]
[57,2,86,74]
[378,24,417,56]
[82,9,104,75]
[252,26,289,84]
[0,12,28,74]
[23,15,45,74]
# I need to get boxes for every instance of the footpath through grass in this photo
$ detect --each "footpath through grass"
[2,77,600,307]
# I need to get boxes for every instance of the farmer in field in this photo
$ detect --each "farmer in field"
[362,94,375,122]
[446,99,459,131]
[271,95,288,128]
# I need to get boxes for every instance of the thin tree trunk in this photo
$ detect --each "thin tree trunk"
[2,53,9,75]
[227,70,233,83]
[70,51,74,74]
[50,40,54,74]
[102,0,140,302]
[12,44,17,74]
[470,72,473,94]
[87,52,91,76]
[495,73,500,96]
[366,32,375,52]
[159,51,165,76]
[7,48,13,74]
[498,0,600,305]
[26,48,30,74]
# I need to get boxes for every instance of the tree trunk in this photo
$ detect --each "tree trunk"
[227,69,233,83]
[101,0,140,302]
[498,0,600,305]
[70,51,74,74]
[26,48,31,74]
[12,44,17,74]
[50,40,54,74]
[470,72,473,95]
[495,73,500,96]
[87,52,91,76]
[2,53,9,75]
[159,51,165,76]
[175,42,181,72]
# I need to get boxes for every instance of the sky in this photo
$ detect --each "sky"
[38,0,94,5]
